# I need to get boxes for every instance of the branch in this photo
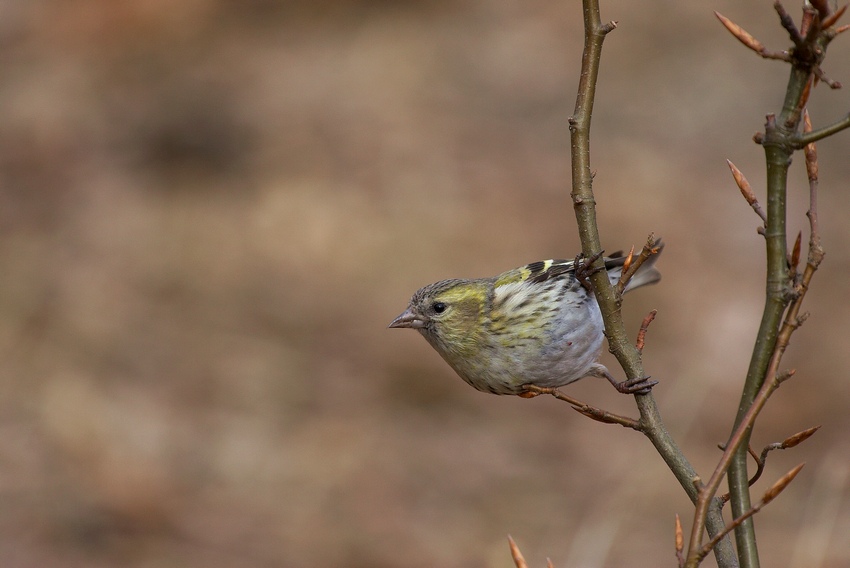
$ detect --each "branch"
[616,235,662,295]
[715,11,792,61]
[570,1,736,566]
[696,464,806,563]
[719,2,840,563]
[720,426,820,501]
[689,101,827,567]
[792,111,850,146]
[521,385,642,430]
[635,310,657,355]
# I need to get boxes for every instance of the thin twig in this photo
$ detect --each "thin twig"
[793,112,850,147]
[616,236,662,295]
[636,310,658,354]
[775,0,805,47]
[720,426,820,501]
[814,67,842,89]
[697,464,806,563]
[715,12,792,61]
[821,4,847,29]
[521,385,642,430]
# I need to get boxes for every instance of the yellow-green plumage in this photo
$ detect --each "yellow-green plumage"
[389,247,663,395]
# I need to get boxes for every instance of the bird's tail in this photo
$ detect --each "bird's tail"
[605,239,664,292]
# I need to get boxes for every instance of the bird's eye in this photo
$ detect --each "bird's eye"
[432,302,447,314]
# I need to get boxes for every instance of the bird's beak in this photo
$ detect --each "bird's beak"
[388,309,427,329]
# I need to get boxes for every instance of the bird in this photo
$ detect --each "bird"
[388,244,662,396]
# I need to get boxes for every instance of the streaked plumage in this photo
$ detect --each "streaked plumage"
[389,246,663,395]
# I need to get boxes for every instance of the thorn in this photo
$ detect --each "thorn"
[822,4,847,29]
[715,12,767,53]
[781,425,821,449]
[675,514,684,557]
[836,23,850,34]
[727,159,767,223]
[508,535,529,568]
[636,310,658,354]
[803,110,819,182]
[547,559,556,568]
[622,246,635,274]
[763,463,805,504]
[790,231,802,272]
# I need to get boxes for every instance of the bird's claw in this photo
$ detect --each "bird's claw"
[613,375,658,395]
[574,250,605,291]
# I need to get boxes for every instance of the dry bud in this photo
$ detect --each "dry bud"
[763,463,805,504]
[782,425,821,449]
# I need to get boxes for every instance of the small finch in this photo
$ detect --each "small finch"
[389,244,663,396]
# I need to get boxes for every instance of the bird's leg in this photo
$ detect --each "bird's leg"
[607,371,658,395]
[592,364,658,395]
[574,249,605,292]
[518,386,545,398]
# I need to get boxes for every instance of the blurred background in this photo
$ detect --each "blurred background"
[2,0,849,566]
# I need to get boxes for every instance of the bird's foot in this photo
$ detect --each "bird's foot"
[607,373,657,395]
[574,249,605,291]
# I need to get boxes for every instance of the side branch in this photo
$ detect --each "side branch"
[792,111,850,147]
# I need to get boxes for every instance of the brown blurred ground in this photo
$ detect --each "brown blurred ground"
[1,1,850,566]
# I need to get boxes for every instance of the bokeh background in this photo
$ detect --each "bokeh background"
[2,1,849,566]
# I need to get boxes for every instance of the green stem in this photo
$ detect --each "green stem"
[727,62,810,568]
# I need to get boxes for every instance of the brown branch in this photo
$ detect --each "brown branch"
[616,235,662,295]
[821,4,847,30]
[570,2,736,566]
[521,385,642,431]
[636,310,658,355]
[809,0,833,20]
[814,67,842,89]
[720,426,820,501]
[775,1,805,47]
[715,12,792,61]
[696,464,806,563]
